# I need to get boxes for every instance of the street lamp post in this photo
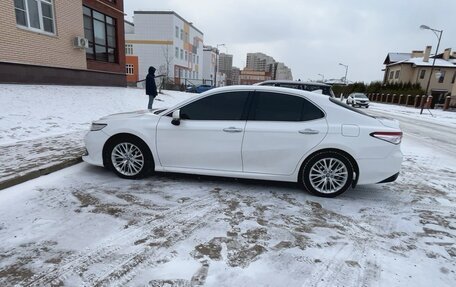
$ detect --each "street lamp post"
[318,73,325,82]
[339,63,349,84]
[419,24,443,115]
[214,43,225,87]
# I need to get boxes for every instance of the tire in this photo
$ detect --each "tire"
[106,136,154,179]
[365,105,369,108]
[300,151,354,197]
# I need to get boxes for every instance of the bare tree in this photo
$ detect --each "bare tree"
[159,45,174,92]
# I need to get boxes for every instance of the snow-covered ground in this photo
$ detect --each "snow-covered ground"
[0,85,455,286]
[0,84,193,145]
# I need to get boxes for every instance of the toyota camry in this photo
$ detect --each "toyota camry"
[83,86,402,197]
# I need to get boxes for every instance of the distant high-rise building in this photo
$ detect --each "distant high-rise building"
[245,52,292,81]
[246,52,276,72]
[268,62,293,80]
[218,53,233,74]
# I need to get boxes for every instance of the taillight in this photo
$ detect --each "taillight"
[370,132,403,145]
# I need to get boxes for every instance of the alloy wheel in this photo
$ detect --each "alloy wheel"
[308,158,348,194]
[111,142,145,176]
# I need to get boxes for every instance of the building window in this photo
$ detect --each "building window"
[197,55,199,64]
[189,52,192,63]
[394,70,400,79]
[193,54,196,63]
[180,49,183,60]
[438,70,445,83]
[452,71,456,84]
[389,71,394,80]
[14,0,55,34]
[175,47,179,58]
[126,64,134,75]
[83,6,117,63]
[185,51,188,61]
[180,29,183,40]
[175,26,179,38]
[419,69,426,79]
[125,44,133,55]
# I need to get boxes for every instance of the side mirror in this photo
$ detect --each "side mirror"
[171,109,181,126]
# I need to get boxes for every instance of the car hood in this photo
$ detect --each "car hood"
[98,109,158,121]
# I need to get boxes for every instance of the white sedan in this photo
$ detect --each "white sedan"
[83,86,403,197]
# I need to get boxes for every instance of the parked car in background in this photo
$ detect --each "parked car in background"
[256,80,335,97]
[83,86,402,198]
[346,93,370,108]
[186,84,214,94]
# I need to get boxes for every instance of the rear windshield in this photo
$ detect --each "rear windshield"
[329,97,372,117]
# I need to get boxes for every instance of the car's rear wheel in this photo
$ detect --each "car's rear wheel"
[301,151,353,197]
[107,137,153,179]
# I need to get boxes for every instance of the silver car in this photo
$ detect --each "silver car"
[346,93,370,108]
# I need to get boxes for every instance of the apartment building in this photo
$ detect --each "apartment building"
[1,0,126,86]
[125,11,204,85]
[246,52,275,71]
[245,52,293,81]
[383,46,456,106]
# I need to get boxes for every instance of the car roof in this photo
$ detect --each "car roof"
[256,80,331,87]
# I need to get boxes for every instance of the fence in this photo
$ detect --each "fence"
[364,93,455,111]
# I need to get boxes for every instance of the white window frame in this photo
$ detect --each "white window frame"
[125,44,133,55]
[126,64,134,75]
[15,0,56,35]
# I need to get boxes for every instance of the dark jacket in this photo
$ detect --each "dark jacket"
[146,67,158,96]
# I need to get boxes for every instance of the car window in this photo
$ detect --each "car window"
[355,94,367,98]
[251,91,324,121]
[180,91,249,120]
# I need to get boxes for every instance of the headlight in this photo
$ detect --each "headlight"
[90,123,107,131]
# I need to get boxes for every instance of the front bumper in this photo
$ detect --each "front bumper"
[82,130,110,167]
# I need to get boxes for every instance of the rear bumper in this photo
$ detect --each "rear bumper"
[356,149,402,185]
[377,172,400,183]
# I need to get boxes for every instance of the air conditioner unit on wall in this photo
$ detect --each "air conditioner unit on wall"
[74,36,89,49]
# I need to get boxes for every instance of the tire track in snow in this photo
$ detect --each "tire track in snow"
[22,193,217,287]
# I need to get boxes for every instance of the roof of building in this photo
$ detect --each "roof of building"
[134,11,203,35]
[383,53,412,65]
[387,57,456,68]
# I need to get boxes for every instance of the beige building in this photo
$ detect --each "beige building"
[0,0,126,86]
[383,46,456,106]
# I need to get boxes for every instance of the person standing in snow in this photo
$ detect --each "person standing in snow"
[146,66,158,109]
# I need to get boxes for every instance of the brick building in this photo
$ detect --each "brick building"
[0,0,126,86]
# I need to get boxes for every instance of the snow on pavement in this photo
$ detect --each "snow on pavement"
[0,84,455,286]
[0,134,454,286]
[0,84,194,183]
[0,84,193,145]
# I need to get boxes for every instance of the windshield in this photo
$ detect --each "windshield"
[354,94,368,98]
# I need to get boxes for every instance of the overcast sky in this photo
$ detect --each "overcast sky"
[125,0,456,83]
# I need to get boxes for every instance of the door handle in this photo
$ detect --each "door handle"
[299,129,319,135]
[223,127,243,133]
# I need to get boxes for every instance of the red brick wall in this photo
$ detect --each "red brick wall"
[126,56,139,83]
[83,0,125,76]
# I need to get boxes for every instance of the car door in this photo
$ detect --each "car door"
[156,91,250,172]
[242,91,328,175]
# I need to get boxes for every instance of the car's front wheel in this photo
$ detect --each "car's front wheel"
[300,151,354,197]
[106,136,154,179]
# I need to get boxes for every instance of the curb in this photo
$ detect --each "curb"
[0,157,82,190]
